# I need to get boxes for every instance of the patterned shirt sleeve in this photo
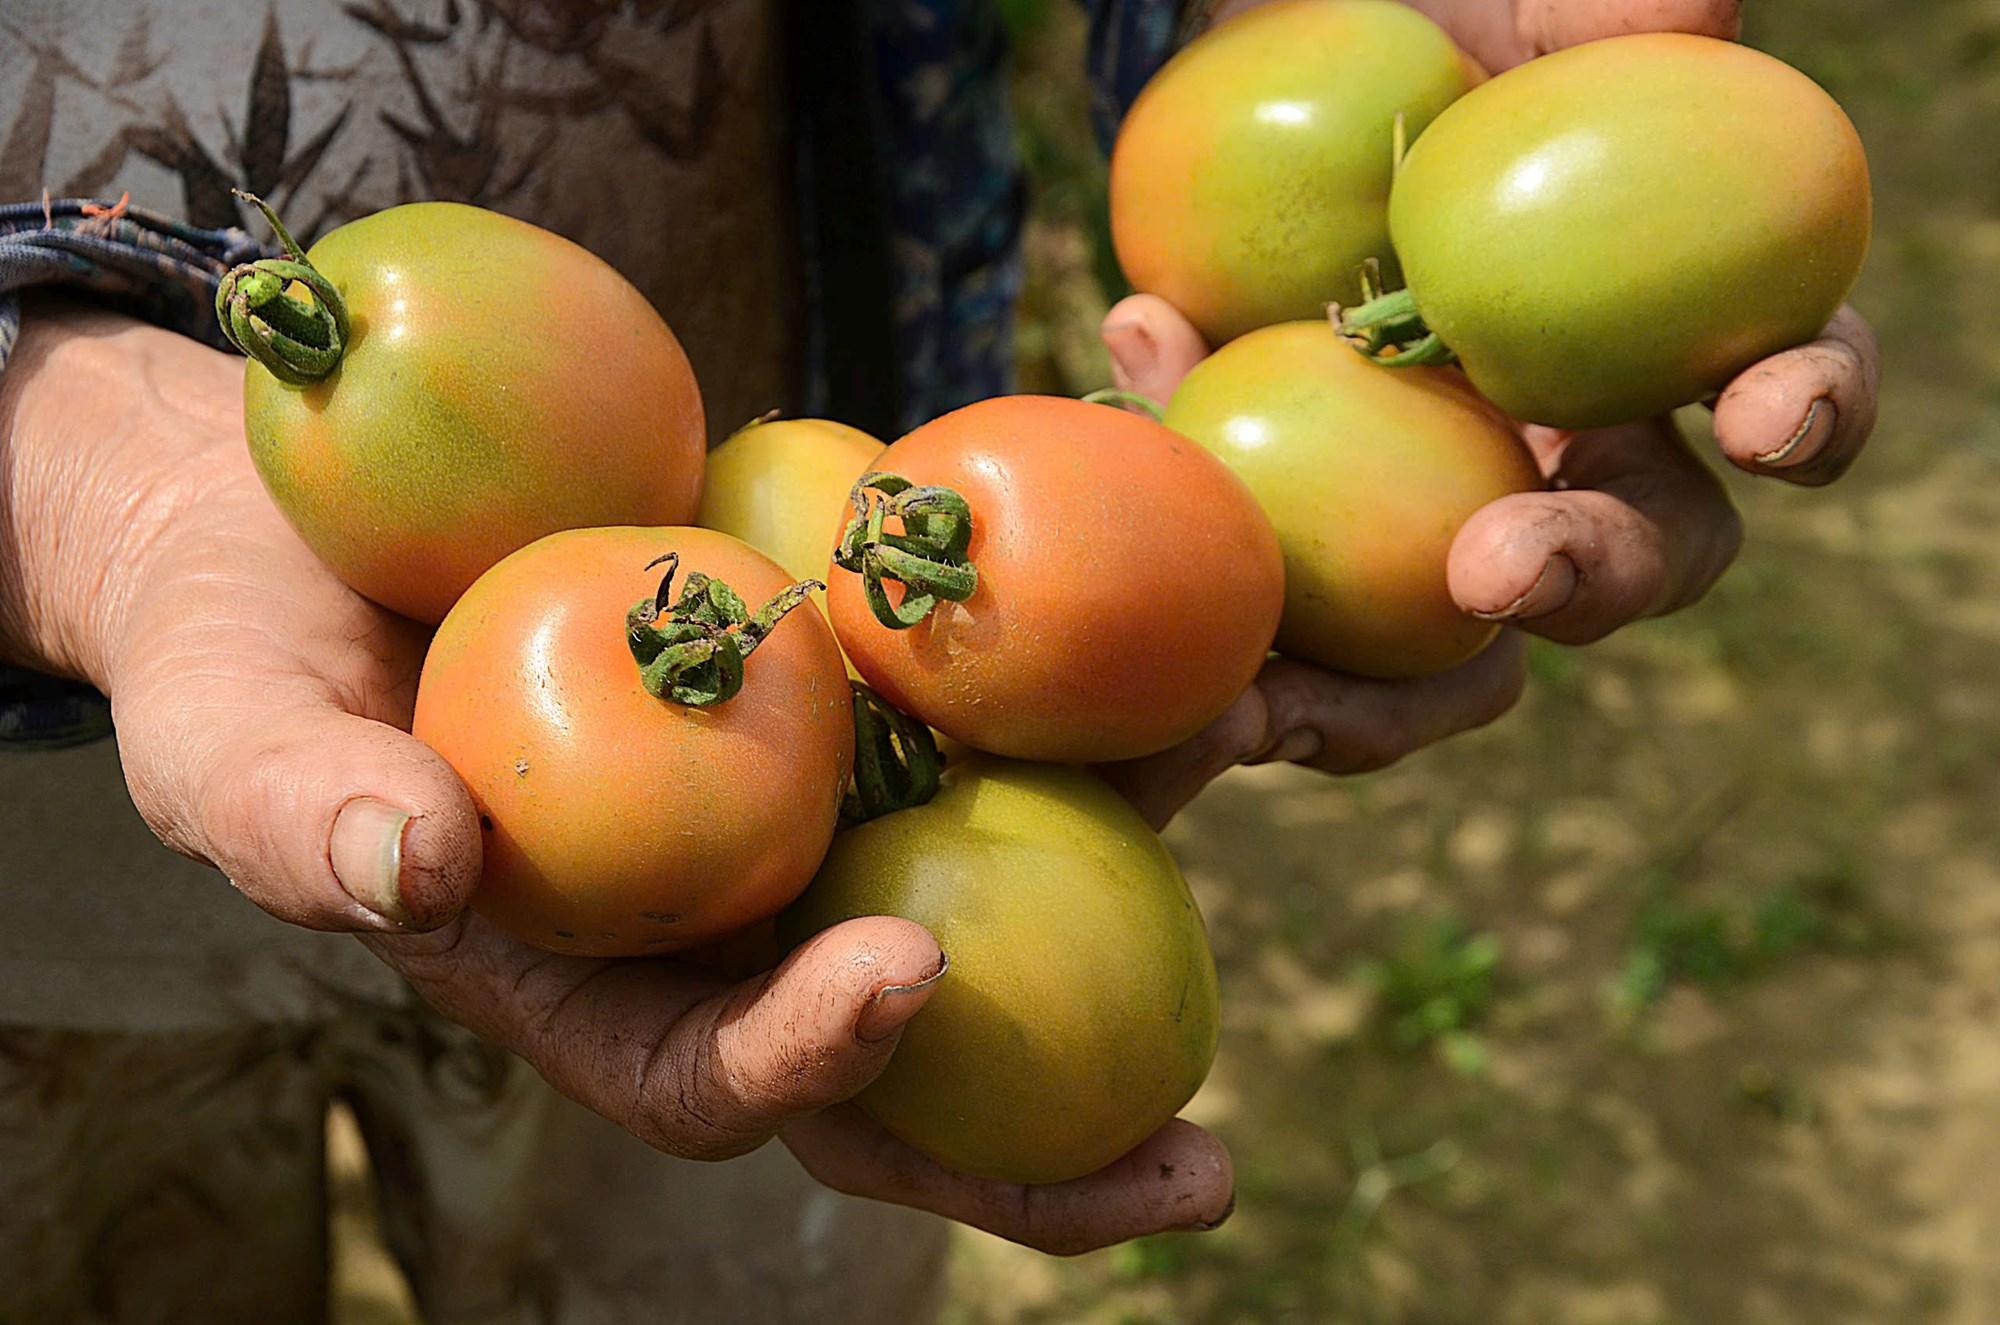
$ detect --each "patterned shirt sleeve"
[0,199,269,751]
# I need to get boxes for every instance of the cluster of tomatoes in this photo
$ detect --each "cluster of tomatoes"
[215,0,1868,1189]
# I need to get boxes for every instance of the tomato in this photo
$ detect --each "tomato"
[695,416,885,614]
[412,526,851,956]
[221,199,706,623]
[1353,34,1870,429]
[825,396,1284,764]
[1110,0,1478,346]
[781,756,1219,1185]
[1164,322,1542,678]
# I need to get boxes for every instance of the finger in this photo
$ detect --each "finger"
[1258,636,1527,776]
[1100,294,1211,406]
[1711,307,1881,486]
[1096,685,1274,830]
[1448,419,1743,644]
[1099,639,1526,826]
[368,914,947,1163]
[1520,0,1741,54]
[121,693,483,933]
[784,1108,1234,1257]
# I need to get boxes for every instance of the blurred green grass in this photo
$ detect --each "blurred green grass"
[948,3,2000,1323]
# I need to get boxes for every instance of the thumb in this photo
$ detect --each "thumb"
[383,914,950,1162]
[1524,0,1741,52]
[121,698,482,932]
[656,917,948,1157]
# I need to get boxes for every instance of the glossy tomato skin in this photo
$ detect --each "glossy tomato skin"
[1111,0,1477,346]
[1390,34,1871,429]
[826,396,1285,764]
[781,757,1219,1185]
[413,527,851,957]
[244,203,706,623]
[1165,322,1542,678]
[695,417,884,616]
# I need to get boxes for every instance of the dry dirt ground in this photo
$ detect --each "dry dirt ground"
[337,3,2000,1323]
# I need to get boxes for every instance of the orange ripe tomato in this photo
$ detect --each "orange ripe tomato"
[826,396,1284,763]
[413,526,852,956]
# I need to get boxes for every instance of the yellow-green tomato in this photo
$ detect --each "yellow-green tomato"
[1164,321,1542,678]
[781,757,1219,1186]
[695,416,884,615]
[241,203,706,623]
[1110,0,1478,346]
[1384,34,1872,428]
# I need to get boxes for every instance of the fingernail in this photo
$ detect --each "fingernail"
[855,952,949,1043]
[1470,553,1578,622]
[1183,1193,1236,1233]
[330,797,414,923]
[1105,322,1156,393]
[1248,727,1322,766]
[1754,397,1837,467]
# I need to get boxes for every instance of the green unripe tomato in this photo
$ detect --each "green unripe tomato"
[781,757,1219,1186]
[1377,33,1871,429]
[1111,0,1478,346]
[1165,321,1542,678]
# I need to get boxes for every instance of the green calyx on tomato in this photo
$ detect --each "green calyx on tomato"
[1334,259,1455,369]
[624,552,820,706]
[831,471,979,629]
[215,190,351,385]
[842,683,943,824]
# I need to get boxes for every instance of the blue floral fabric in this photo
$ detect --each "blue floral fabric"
[0,0,1187,751]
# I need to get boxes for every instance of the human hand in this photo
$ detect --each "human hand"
[0,302,1231,1252]
[1098,2,1882,828]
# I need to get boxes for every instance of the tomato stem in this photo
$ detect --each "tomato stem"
[1081,388,1165,421]
[831,471,979,630]
[842,683,943,822]
[215,190,351,385]
[625,552,820,706]
[1333,279,1458,370]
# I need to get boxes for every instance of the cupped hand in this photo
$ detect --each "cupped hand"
[1099,0,1882,824]
[0,304,1231,1254]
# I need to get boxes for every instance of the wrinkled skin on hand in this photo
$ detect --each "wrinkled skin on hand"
[0,304,1229,1255]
